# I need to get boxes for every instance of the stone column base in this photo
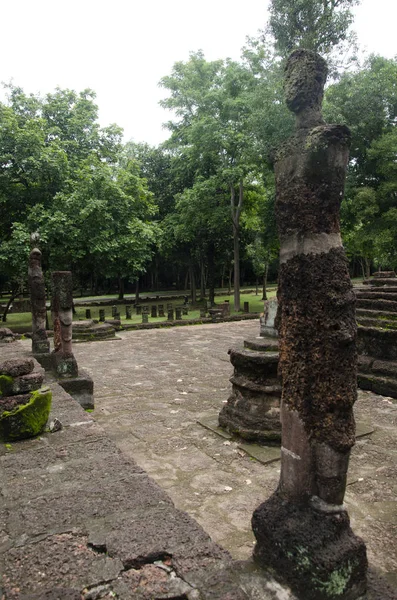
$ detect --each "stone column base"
[252,492,367,600]
[57,369,94,410]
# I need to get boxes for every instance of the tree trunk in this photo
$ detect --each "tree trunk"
[189,262,197,304]
[262,262,269,301]
[233,223,240,311]
[255,278,259,296]
[365,257,371,279]
[135,278,140,304]
[207,242,215,307]
[1,291,18,322]
[184,269,189,291]
[118,277,124,300]
[200,259,206,298]
[231,180,243,312]
[228,267,232,295]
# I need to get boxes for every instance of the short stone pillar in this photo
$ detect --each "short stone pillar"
[51,271,94,409]
[142,313,148,324]
[199,307,206,318]
[99,309,105,322]
[243,301,249,313]
[114,310,120,320]
[28,248,50,357]
[220,302,230,317]
[158,305,165,317]
[125,305,132,319]
[167,308,174,321]
[51,271,78,379]
[219,348,281,443]
[251,49,367,600]
[85,308,91,319]
[175,306,182,320]
[151,305,157,318]
[136,305,142,315]
[111,305,117,317]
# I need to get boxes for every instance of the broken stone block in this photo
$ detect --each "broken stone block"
[0,386,52,442]
[0,358,34,378]
[0,328,16,344]
[57,369,94,410]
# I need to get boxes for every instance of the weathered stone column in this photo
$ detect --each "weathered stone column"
[51,271,78,378]
[28,248,50,355]
[252,49,367,600]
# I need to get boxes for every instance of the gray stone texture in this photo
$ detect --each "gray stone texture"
[0,328,396,598]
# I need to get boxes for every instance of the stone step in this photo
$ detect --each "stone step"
[364,278,397,287]
[357,317,397,330]
[356,308,397,320]
[358,372,397,400]
[244,337,279,352]
[357,326,397,361]
[355,290,397,301]
[356,298,397,312]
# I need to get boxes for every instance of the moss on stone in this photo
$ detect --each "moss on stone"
[0,387,52,442]
[0,374,13,397]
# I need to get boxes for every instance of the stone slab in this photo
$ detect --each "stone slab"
[199,415,375,466]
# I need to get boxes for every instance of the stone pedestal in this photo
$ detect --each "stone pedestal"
[219,346,281,444]
[58,368,94,410]
[151,305,157,318]
[167,309,174,321]
[252,493,367,600]
[158,305,165,317]
[175,307,182,320]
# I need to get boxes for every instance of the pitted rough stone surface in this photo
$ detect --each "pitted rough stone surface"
[0,357,34,377]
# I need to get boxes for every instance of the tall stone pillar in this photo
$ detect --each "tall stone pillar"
[51,271,78,378]
[28,248,50,356]
[252,50,367,599]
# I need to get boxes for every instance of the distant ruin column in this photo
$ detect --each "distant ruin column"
[252,49,367,600]
[51,271,78,378]
[28,247,50,356]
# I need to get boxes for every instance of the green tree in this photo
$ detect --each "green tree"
[267,0,359,57]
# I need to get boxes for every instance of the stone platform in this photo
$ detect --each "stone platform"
[0,326,396,599]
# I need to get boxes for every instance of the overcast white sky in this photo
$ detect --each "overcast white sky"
[1,0,396,146]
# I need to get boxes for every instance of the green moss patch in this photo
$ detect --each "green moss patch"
[0,375,13,397]
[0,387,52,442]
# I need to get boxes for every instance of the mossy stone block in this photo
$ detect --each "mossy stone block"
[0,375,13,397]
[0,387,52,442]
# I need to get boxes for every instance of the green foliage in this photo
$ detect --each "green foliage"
[325,55,397,270]
[267,0,359,57]
[0,84,157,294]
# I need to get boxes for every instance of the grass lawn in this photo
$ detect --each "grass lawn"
[4,289,277,333]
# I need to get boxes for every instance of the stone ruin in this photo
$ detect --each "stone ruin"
[0,357,51,441]
[355,270,397,398]
[72,319,117,342]
[28,246,50,366]
[0,328,17,345]
[51,271,94,409]
[251,50,367,599]
[218,298,281,444]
